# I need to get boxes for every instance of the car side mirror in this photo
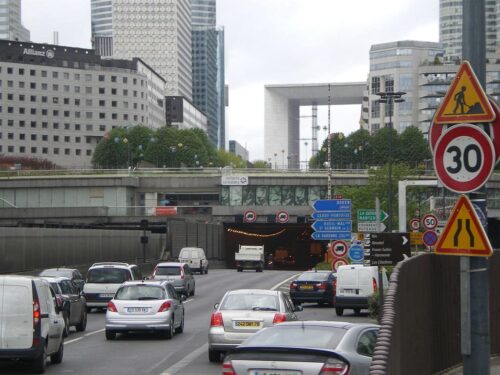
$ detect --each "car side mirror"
[294,305,303,312]
[180,294,187,302]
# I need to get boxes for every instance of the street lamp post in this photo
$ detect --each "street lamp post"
[376,91,405,232]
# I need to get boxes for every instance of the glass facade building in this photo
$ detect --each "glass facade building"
[0,0,29,41]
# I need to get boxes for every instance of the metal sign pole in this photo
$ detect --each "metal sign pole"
[375,197,384,319]
[463,0,490,373]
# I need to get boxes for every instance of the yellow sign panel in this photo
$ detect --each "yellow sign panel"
[410,232,423,245]
[435,195,492,256]
[434,61,495,124]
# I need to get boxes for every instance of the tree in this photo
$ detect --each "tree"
[216,150,247,168]
[398,126,431,168]
[250,160,270,168]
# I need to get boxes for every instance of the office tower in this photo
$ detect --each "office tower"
[191,0,225,148]
[0,0,29,41]
[439,0,497,61]
[90,0,113,57]
[90,0,193,100]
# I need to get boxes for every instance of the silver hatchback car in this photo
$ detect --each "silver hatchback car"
[208,289,302,362]
[105,280,185,340]
[151,262,195,297]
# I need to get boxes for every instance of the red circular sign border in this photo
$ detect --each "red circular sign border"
[275,210,289,224]
[330,240,348,258]
[410,218,420,231]
[433,124,495,193]
[331,257,348,272]
[243,210,257,223]
[421,214,439,230]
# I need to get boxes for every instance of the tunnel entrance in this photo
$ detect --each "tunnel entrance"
[223,222,327,271]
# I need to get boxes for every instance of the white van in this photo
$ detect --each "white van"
[0,276,65,374]
[84,262,142,311]
[334,265,388,316]
[178,247,208,274]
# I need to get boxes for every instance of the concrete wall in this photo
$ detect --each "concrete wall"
[0,227,164,273]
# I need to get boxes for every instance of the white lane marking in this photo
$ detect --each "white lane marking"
[159,343,208,375]
[84,328,105,337]
[65,337,83,345]
[183,298,194,304]
[271,273,300,291]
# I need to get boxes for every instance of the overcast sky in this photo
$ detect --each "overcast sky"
[22,0,439,161]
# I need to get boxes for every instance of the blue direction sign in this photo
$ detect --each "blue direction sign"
[311,211,352,220]
[312,199,352,212]
[348,244,364,263]
[312,220,352,232]
[311,232,352,241]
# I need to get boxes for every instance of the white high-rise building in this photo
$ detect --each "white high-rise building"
[440,0,498,61]
[0,0,29,41]
[100,0,193,101]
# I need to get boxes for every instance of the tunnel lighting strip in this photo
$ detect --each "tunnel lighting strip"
[227,228,287,238]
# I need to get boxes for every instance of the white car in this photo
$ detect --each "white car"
[84,262,142,311]
[0,276,65,374]
[105,280,185,340]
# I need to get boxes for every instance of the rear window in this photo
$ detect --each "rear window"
[40,269,73,278]
[243,325,347,349]
[296,272,330,282]
[115,285,166,300]
[87,268,131,283]
[180,249,199,258]
[156,266,181,276]
[49,282,62,294]
[221,293,279,311]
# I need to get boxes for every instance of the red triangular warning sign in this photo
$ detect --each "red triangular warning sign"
[435,195,492,257]
[434,61,495,124]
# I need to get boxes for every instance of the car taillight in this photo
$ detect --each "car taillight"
[152,266,157,278]
[180,267,185,280]
[222,358,236,375]
[273,313,287,324]
[290,282,297,289]
[33,299,40,325]
[316,282,327,290]
[210,312,224,327]
[158,301,172,312]
[319,357,349,374]
[55,295,62,307]
[107,301,117,312]
[373,277,378,293]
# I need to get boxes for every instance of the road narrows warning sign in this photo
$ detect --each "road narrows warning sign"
[434,61,495,124]
[435,195,492,257]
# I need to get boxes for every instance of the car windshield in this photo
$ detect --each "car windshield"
[115,285,166,300]
[40,269,73,278]
[221,294,279,311]
[155,266,181,276]
[296,272,331,282]
[87,268,131,283]
[243,325,347,349]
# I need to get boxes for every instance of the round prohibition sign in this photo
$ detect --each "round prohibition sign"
[410,218,420,231]
[421,214,438,230]
[243,210,257,223]
[330,240,348,258]
[331,257,348,272]
[275,210,289,224]
[433,124,495,193]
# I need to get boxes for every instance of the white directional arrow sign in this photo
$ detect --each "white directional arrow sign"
[402,235,408,246]
[358,222,386,233]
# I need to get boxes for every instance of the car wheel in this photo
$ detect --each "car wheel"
[204,268,208,274]
[237,268,242,272]
[164,319,174,339]
[208,349,222,363]
[75,309,87,332]
[50,341,64,364]
[105,330,116,340]
[86,306,92,313]
[354,308,361,315]
[190,287,195,297]
[63,313,70,337]
[175,313,184,334]
[335,307,344,316]
[32,342,47,374]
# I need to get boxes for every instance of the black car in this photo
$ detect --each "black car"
[289,270,336,307]
[39,267,85,291]
[42,276,88,336]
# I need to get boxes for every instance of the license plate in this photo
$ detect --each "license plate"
[126,307,150,313]
[343,289,356,294]
[234,321,261,328]
[300,285,314,290]
[99,293,114,298]
[250,370,301,375]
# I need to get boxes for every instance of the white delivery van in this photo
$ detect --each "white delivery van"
[178,247,208,274]
[0,276,65,374]
[84,262,142,311]
[334,265,388,316]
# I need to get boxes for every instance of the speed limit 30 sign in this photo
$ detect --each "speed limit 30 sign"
[433,124,495,193]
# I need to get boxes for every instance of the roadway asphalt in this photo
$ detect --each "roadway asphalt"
[0,269,376,375]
